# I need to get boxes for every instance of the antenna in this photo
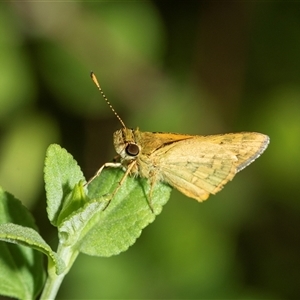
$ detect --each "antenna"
[90,71,126,129]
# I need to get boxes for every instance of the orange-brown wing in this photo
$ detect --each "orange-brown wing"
[155,133,269,201]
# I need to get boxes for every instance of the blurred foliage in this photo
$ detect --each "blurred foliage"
[0,1,299,299]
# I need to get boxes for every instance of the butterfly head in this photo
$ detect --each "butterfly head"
[113,128,141,161]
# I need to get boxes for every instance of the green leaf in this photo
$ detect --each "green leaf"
[44,144,85,226]
[0,188,45,299]
[77,168,172,257]
[0,223,65,274]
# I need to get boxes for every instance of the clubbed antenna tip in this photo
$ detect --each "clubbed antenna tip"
[90,71,126,129]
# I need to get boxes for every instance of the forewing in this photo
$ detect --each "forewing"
[138,131,269,172]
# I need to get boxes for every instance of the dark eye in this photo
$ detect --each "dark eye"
[125,143,140,156]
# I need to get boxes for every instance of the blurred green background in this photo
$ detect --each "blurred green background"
[1,1,300,299]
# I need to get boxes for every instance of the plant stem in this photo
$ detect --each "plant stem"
[40,244,79,300]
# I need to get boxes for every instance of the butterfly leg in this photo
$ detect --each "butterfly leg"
[86,160,137,210]
[109,160,136,198]
[100,160,137,210]
[85,162,122,186]
[145,173,160,214]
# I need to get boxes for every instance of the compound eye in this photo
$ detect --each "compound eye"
[125,143,140,156]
